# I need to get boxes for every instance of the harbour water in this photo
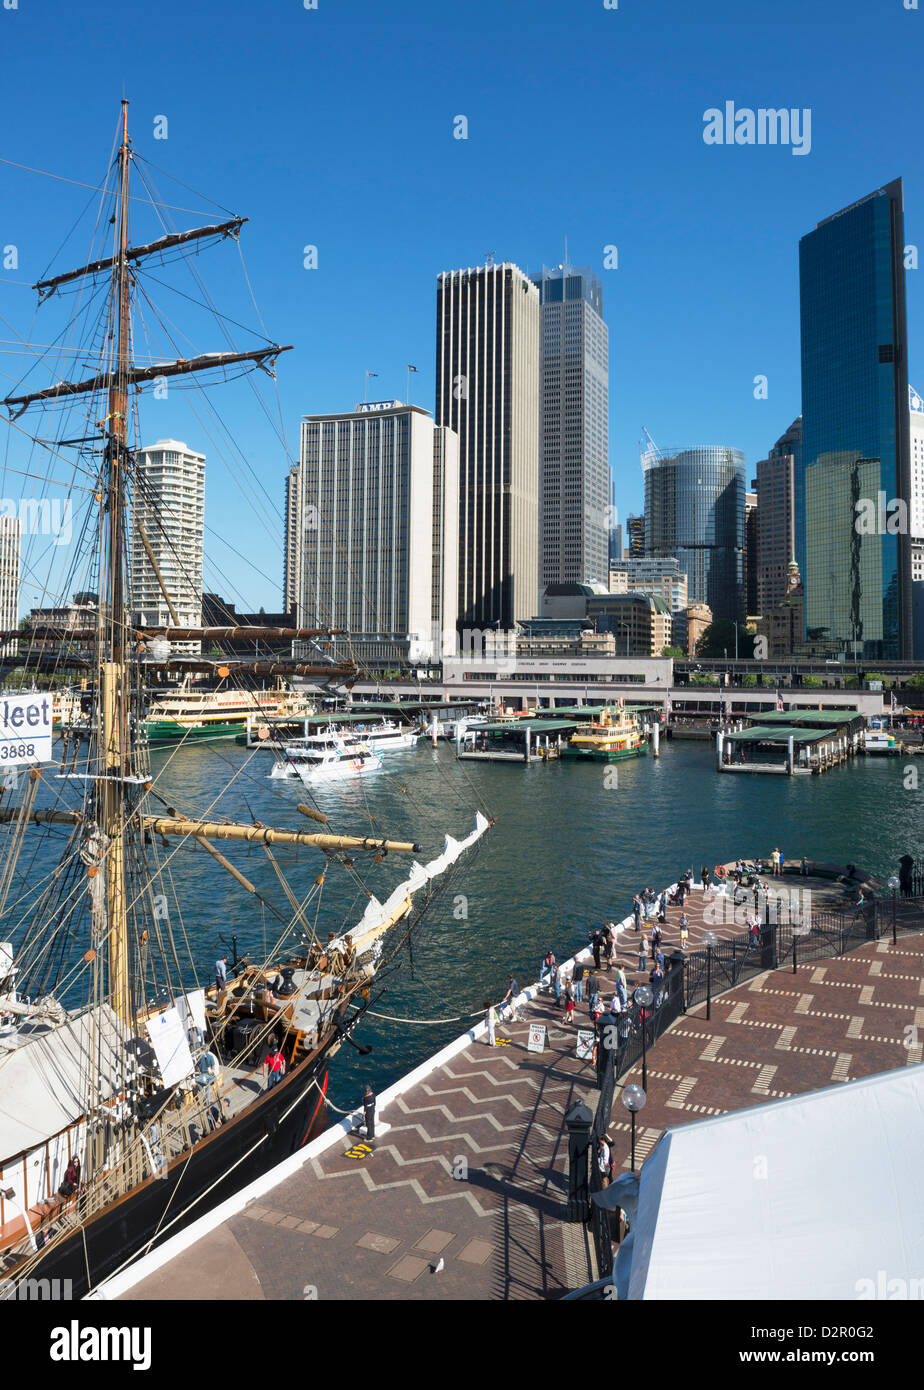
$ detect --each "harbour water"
[143,737,918,1110]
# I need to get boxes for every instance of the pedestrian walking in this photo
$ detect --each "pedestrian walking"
[633,894,642,931]
[701,865,710,891]
[485,1001,497,1046]
[614,966,628,1009]
[592,929,602,971]
[573,960,585,1003]
[541,949,556,991]
[800,855,808,877]
[650,922,662,959]
[637,938,647,974]
[554,961,564,1006]
[561,980,576,1026]
[679,913,690,950]
[771,847,781,876]
[605,921,618,966]
[502,975,521,1022]
[586,968,600,1014]
[214,954,228,994]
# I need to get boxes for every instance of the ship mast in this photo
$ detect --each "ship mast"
[101,99,132,1023]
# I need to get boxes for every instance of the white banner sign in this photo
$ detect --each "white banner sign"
[0,694,53,765]
[576,1029,595,1061]
[527,1023,547,1054]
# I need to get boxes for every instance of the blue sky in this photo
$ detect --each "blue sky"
[1,0,922,610]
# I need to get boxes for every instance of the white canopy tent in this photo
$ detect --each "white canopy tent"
[612,1064,924,1300]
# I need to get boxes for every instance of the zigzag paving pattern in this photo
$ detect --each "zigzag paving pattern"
[122,874,924,1301]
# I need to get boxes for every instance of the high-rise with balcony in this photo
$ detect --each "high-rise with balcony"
[799,179,911,659]
[0,516,20,658]
[131,439,205,650]
[532,264,609,589]
[435,261,539,630]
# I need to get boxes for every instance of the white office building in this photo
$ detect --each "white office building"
[131,439,205,650]
[291,402,459,666]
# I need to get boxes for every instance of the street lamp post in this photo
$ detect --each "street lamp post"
[703,931,718,1020]
[634,984,653,1090]
[888,875,900,946]
[622,1084,647,1173]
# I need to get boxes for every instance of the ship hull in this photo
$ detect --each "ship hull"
[144,718,251,745]
[4,1048,336,1300]
[561,739,650,761]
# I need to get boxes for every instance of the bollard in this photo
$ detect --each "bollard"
[563,1100,594,1223]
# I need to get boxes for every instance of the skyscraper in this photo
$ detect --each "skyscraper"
[755,418,801,617]
[0,516,20,658]
[292,402,458,665]
[642,445,746,622]
[799,179,911,659]
[283,463,303,618]
[131,439,205,649]
[532,264,609,588]
[745,488,758,616]
[627,513,646,558]
[435,261,539,630]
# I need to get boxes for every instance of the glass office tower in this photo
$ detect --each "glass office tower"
[642,445,746,622]
[799,179,911,659]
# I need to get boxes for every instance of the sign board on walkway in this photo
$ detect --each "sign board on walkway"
[576,1029,595,1061]
[0,694,53,765]
[527,1023,546,1053]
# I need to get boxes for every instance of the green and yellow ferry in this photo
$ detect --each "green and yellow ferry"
[561,703,650,761]
[143,684,315,747]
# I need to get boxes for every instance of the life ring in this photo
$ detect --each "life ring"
[257,724,270,741]
[715,864,727,879]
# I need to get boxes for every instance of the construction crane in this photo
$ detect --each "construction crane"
[640,426,663,462]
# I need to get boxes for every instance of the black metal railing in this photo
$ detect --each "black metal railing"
[583,896,924,1284]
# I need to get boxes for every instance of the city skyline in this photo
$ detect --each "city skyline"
[0,0,921,613]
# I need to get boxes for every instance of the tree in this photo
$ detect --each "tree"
[660,645,686,659]
[695,619,756,659]
[802,675,823,689]
[906,673,924,692]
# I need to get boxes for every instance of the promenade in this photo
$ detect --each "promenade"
[115,866,921,1301]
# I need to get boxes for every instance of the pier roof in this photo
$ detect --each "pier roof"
[753,709,860,727]
[723,724,836,743]
[478,717,581,733]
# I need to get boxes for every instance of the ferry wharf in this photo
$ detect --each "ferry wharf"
[104,862,921,1302]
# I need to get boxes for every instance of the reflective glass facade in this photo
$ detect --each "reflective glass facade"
[643,446,746,622]
[799,179,911,658]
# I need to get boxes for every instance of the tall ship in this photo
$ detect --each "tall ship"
[0,105,489,1299]
[562,703,650,761]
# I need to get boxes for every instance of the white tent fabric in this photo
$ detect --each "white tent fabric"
[0,1005,129,1159]
[626,1064,924,1300]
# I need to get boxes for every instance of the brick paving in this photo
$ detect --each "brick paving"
[121,868,923,1302]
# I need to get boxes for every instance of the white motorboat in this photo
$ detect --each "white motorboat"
[270,732,384,783]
